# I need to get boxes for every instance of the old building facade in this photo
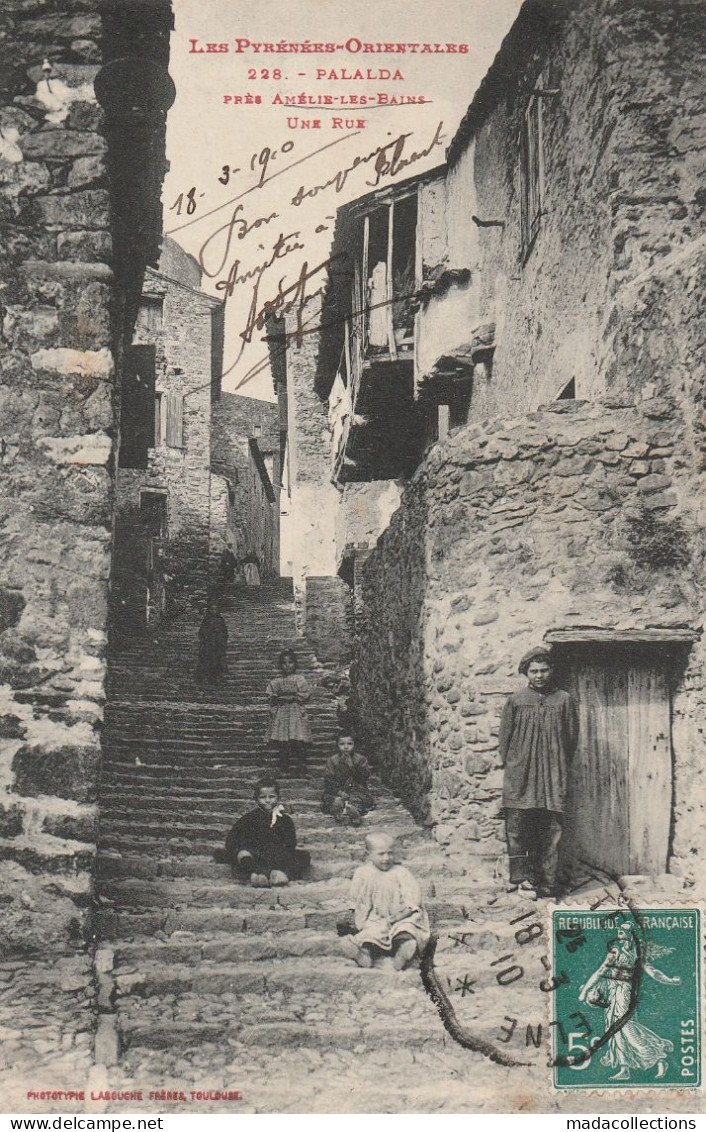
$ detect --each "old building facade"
[112,236,224,630]
[280,0,706,885]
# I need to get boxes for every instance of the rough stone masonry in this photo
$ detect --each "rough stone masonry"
[0,0,172,954]
[356,396,706,885]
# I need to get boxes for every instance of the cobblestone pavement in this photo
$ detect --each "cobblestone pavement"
[0,957,94,1113]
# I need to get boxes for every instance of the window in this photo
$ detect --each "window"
[119,345,156,469]
[139,491,168,538]
[358,190,418,360]
[154,392,163,446]
[520,78,545,260]
[135,296,163,334]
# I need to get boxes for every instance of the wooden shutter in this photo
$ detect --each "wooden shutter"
[520,93,543,256]
[165,392,184,448]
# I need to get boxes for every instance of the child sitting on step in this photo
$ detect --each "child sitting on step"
[220,778,310,887]
[321,733,374,826]
[339,833,430,970]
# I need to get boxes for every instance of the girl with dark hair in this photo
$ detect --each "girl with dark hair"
[265,649,312,773]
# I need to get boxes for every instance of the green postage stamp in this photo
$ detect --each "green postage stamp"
[552,908,701,1089]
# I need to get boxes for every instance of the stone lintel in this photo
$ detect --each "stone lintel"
[545,628,699,644]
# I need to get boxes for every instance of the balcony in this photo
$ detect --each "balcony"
[319,170,446,485]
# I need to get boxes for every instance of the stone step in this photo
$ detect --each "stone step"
[98,804,404,827]
[100,802,404,828]
[112,927,341,966]
[101,767,328,785]
[97,828,450,866]
[102,761,333,775]
[97,827,454,863]
[98,847,445,884]
[113,958,447,1005]
[96,878,468,919]
[95,902,468,941]
[98,820,414,849]
[105,722,340,740]
[103,750,336,768]
[98,786,371,807]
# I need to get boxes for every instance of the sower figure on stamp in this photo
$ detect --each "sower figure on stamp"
[499,646,579,899]
[579,922,680,1081]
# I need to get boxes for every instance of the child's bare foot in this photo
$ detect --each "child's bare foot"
[339,937,374,967]
[250,872,270,887]
[393,938,418,970]
[269,869,289,886]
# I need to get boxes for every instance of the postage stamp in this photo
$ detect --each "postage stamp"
[552,908,701,1090]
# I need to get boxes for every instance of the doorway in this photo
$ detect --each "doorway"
[547,634,693,877]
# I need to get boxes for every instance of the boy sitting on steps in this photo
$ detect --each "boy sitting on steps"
[218,777,310,888]
[321,732,374,826]
[339,832,430,970]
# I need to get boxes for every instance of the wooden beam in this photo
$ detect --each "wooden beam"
[386,200,397,361]
[545,629,698,644]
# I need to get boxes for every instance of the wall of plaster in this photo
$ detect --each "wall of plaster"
[415,145,482,384]
[281,297,342,628]
[335,481,403,567]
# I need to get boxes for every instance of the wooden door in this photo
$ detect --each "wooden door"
[627,664,672,874]
[565,649,672,877]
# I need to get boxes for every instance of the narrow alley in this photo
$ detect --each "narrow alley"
[96,583,548,1113]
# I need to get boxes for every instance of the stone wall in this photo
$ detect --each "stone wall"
[280,296,342,625]
[304,577,353,666]
[0,0,171,951]
[209,391,279,578]
[356,398,705,883]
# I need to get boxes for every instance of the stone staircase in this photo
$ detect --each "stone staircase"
[95,582,557,1113]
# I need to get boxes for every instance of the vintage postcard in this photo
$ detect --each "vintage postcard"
[0,0,704,1117]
